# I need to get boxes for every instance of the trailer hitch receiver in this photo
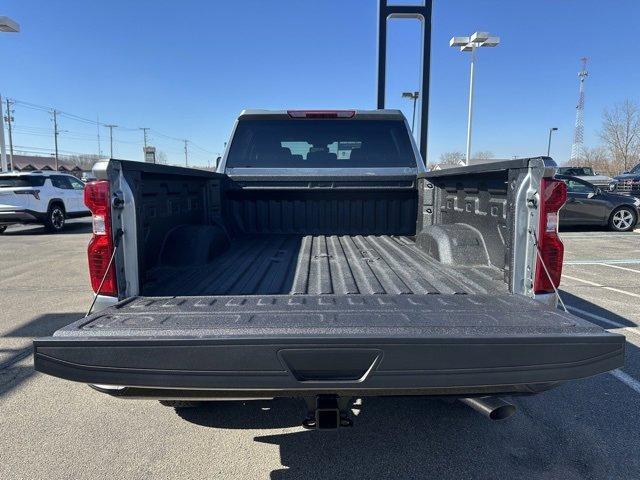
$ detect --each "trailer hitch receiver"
[302,395,353,430]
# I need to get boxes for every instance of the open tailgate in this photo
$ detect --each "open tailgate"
[33,294,624,395]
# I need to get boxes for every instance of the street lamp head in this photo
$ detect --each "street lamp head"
[470,32,490,43]
[482,36,500,47]
[551,127,559,131]
[450,32,500,50]
[402,91,419,99]
[449,36,470,47]
[0,16,20,33]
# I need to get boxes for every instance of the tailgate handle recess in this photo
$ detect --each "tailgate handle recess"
[278,348,382,383]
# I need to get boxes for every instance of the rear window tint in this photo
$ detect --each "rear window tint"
[226,119,416,168]
[556,167,594,176]
[0,176,46,187]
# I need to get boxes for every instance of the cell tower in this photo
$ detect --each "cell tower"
[570,57,589,161]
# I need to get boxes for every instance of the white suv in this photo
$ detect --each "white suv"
[0,171,91,233]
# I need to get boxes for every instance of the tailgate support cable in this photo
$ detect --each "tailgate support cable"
[532,230,567,312]
[85,228,124,317]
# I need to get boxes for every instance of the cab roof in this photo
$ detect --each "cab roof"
[0,170,74,177]
[238,109,407,121]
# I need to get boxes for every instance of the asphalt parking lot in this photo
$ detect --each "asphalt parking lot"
[1,221,639,479]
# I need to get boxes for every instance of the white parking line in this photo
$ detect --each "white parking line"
[610,369,640,395]
[564,259,640,265]
[561,232,640,239]
[597,263,640,274]
[565,306,627,328]
[562,274,640,299]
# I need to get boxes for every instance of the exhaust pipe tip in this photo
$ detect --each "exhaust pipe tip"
[487,404,516,421]
[459,396,516,421]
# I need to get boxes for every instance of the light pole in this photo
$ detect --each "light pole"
[450,32,500,165]
[546,127,558,157]
[401,91,420,133]
[0,16,20,172]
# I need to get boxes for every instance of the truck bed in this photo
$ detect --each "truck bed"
[143,235,506,296]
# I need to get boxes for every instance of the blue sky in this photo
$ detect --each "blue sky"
[1,0,639,166]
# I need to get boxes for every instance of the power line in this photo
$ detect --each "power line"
[151,128,183,142]
[189,141,216,155]
[14,145,93,156]
[8,96,219,165]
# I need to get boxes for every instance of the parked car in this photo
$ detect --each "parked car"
[556,166,616,190]
[613,162,640,197]
[33,110,624,428]
[556,174,640,231]
[0,171,90,233]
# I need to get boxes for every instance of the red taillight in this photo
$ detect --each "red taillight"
[534,178,567,294]
[84,180,117,296]
[287,110,355,118]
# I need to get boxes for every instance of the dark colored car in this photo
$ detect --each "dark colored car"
[556,166,615,189]
[556,174,640,231]
[613,163,640,197]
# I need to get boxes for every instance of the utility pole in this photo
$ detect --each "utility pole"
[0,94,7,172]
[105,124,117,158]
[183,139,189,166]
[97,115,102,157]
[140,127,150,148]
[53,109,60,171]
[5,98,14,171]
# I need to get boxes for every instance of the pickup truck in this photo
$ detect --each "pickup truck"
[33,110,624,428]
[613,162,640,197]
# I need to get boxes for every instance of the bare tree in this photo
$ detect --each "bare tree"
[156,151,168,164]
[582,146,614,175]
[432,151,465,169]
[63,154,101,170]
[566,145,619,176]
[599,100,640,173]
[472,150,494,162]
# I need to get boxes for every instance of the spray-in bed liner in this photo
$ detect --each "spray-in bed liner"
[143,234,506,296]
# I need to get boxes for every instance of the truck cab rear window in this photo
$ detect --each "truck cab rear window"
[226,119,416,168]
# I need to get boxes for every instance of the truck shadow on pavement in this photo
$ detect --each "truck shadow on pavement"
[4,312,85,338]
[2,220,92,236]
[559,290,636,327]
[176,399,302,429]
[175,375,640,480]
[175,294,639,480]
[1,312,84,399]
